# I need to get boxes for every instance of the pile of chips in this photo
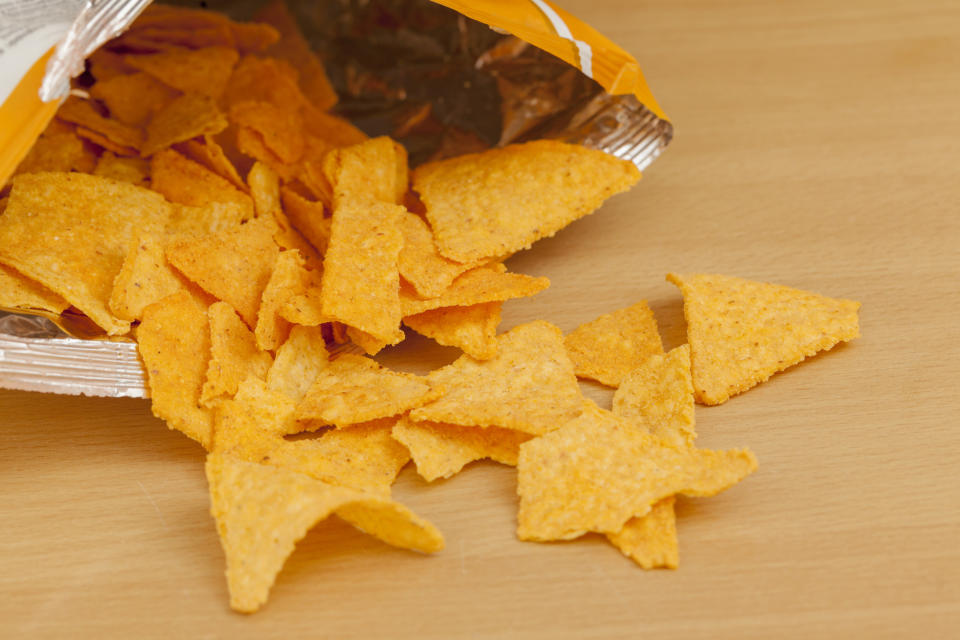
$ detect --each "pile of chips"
[0,3,860,613]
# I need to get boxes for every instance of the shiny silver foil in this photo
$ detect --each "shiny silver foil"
[3,0,673,398]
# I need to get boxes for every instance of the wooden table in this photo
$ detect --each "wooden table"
[2,0,958,637]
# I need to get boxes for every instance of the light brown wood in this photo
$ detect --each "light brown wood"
[3,0,959,636]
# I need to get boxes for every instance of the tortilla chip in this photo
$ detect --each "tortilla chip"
[404,301,501,360]
[392,416,532,482]
[346,326,390,356]
[93,152,150,186]
[234,126,298,182]
[150,149,253,220]
[320,198,405,344]
[166,202,248,237]
[296,353,442,427]
[57,96,143,153]
[143,93,228,156]
[87,48,134,81]
[138,290,213,447]
[214,384,410,493]
[613,345,696,447]
[414,140,641,262]
[206,450,442,613]
[13,131,97,176]
[229,101,305,165]
[410,321,584,435]
[301,108,367,148]
[0,263,70,314]
[256,249,307,351]
[298,161,334,210]
[399,263,548,317]
[88,72,180,127]
[564,301,663,387]
[0,172,172,334]
[254,0,338,111]
[200,302,273,407]
[166,216,280,327]
[109,234,186,321]
[279,185,330,254]
[516,405,757,541]
[278,280,326,326]
[667,273,862,405]
[125,46,239,99]
[269,207,324,271]
[398,211,482,299]
[74,126,138,157]
[220,55,306,113]
[323,137,407,204]
[247,162,281,217]
[606,497,678,570]
[266,325,329,403]
[175,135,247,192]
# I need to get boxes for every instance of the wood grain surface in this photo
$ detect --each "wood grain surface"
[2,0,959,637]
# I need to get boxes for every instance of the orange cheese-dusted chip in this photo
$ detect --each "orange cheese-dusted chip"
[279,185,330,254]
[392,416,532,482]
[516,406,757,541]
[143,93,228,156]
[323,136,407,204]
[229,101,304,165]
[268,207,324,272]
[234,126,297,182]
[399,263,548,317]
[345,326,390,356]
[398,211,482,299]
[220,55,305,113]
[175,135,247,192]
[167,217,279,327]
[278,278,325,327]
[247,162,281,217]
[301,109,367,149]
[0,264,70,315]
[12,131,96,176]
[667,273,861,405]
[255,249,306,351]
[296,353,442,427]
[57,96,144,154]
[200,302,273,407]
[414,140,641,262]
[606,497,678,570]
[266,325,329,403]
[253,0,338,111]
[404,301,501,360]
[138,290,213,447]
[88,72,179,128]
[151,149,253,220]
[125,46,239,99]
[109,234,186,322]
[564,301,663,387]
[606,345,695,568]
[613,344,696,447]
[320,198,405,345]
[166,202,249,237]
[411,321,584,435]
[214,379,410,493]
[0,172,172,335]
[93,152,150,186]
[206,450,442,613]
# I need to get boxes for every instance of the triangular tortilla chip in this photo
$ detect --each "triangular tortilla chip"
[564,301,663,387]
[403,301,501,360]
[200,302,273,407]
[399,264,549,317]
[606,496,678,570]
[167,217,280,327]
[175,134,247,192]
[296,353,443,427]
[398,211,482,299]
[516,405,757,541]
[413,140,641,262]
[667,273,861,405]
[410,321,584,435]
[320,198,405,344]
[0,172,172,335]
[151,149,253,220]
[323,136,407,204]
[214,379,410,493]
[266,325,329,404]
[109,234,186,321]
[138,290,213,447]
[125,46,239,99]
[206,451,442,613]
[392,416,532,482]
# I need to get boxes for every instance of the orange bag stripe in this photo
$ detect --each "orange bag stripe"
[0,49,61,189]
